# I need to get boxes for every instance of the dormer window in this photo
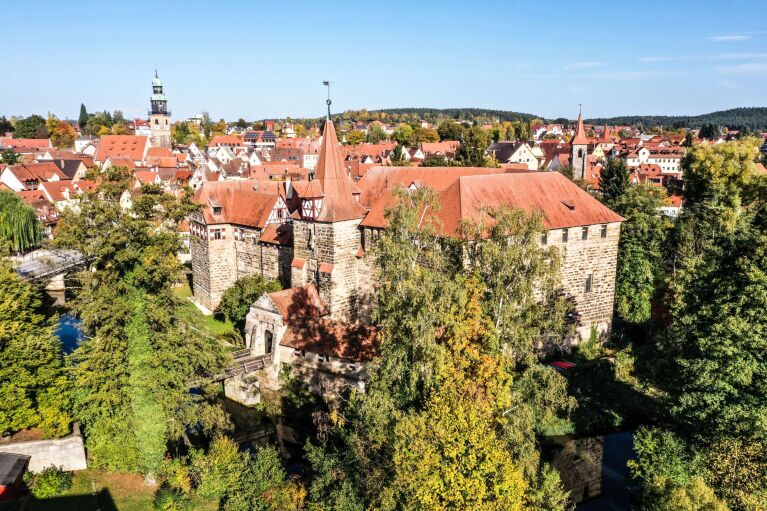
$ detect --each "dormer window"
[212,206,222,215]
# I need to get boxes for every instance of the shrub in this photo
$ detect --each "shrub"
[153,482,192,511]
[575,326,602,360]
[28,466,73,499]
[217,275,281,326]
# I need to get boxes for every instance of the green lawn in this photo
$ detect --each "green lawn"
[28,470,217,511]
[173,281,235,337]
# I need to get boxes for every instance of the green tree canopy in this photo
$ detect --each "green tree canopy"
[53,167,229,475]
[14,115,48,139]
[0,259,71,437]
[598,159,630,207]
[217,275,281,328]
[0,191,41,253]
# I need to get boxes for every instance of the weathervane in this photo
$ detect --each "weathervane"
[579,103,582,116]
[323,80,333,120]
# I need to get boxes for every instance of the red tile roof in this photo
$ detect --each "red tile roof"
[193,180,282,227]
[95,135,149,162]
[1,138,51,149]
[281,317,379,363]
[360,171,624,233]
[39,180,76,202]
[7,162,67,183]
[267,284,327,321]
[209,135,244,147]
[312,121,368,222]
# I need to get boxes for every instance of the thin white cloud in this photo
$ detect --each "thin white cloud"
[715,62,767,74]
[564,61,605,70]
[708,34,751,42]
[639,53,767,63]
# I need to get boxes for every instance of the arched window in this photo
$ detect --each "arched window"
[578,148,583,158]
[154,119,159,125]
[265,330,273,354]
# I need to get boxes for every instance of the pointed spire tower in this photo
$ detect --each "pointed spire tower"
[599,123,611,144]
[291,105,368,322]
[570,108,589,180]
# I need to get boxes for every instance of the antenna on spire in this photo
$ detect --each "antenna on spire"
[323,80,333,121]
[155,68,158,79]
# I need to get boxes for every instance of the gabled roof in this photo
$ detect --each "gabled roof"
[95,135,149,162]
[360,171,624,233]
[39,180,76,202]
[267,284,379,362]
[267,284,327,321]
[487,141,530,162]
[312,120,368,222]
[0,138,51,149]
[6,162,67,182]
[193,180,282,227]
[50,159,86,179]
[356,166,510,208]
[209,135,244,147]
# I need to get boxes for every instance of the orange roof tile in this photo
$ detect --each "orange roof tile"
[572,113,590,145]
[312,121,367,222]
[95,135,149,162]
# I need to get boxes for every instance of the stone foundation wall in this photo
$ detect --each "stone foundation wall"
[545,435,604,504]
[0,431,87,472]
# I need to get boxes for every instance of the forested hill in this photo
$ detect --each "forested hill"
[358,108,540,123]
[585,107,767,131]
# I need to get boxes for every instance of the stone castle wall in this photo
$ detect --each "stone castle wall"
[292,219,363,322]
[546,222,621,339]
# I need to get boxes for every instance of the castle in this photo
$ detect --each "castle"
[189,119,623,395]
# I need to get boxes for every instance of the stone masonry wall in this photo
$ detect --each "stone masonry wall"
[234,228,293,287]
[0,431,87,472]
[291,218,363,322]
[546,222,621,340]
[190,221,237,311]
[546,435,604,504]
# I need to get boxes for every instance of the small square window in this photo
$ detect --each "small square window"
[585,274,593,293]
[562,229,569,243]
[581,226,588,240]
[600,224,608,238]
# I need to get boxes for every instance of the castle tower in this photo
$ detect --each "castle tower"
[570,110,589,180]
[291,119,367,322]
[149,71,171,148]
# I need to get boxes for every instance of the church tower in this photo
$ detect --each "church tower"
[290,119,367,323]
[149,71,171,148]
[570,110,589,180]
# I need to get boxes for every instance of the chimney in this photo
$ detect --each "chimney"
[285,175,293,199]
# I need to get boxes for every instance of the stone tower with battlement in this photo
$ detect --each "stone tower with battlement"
[290,120,367,323]
[149,71,171,148]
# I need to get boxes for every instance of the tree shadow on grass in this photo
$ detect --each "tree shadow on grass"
[24,489,117,511]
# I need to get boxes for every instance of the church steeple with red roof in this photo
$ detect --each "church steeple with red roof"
[570,108,589,180]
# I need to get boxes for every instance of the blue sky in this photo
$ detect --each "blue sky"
[1,0,765,121]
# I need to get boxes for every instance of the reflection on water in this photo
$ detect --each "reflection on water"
[57,315,83,354]
[43,289,83,354]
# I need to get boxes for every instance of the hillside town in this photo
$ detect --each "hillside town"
[3,46,767,511]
